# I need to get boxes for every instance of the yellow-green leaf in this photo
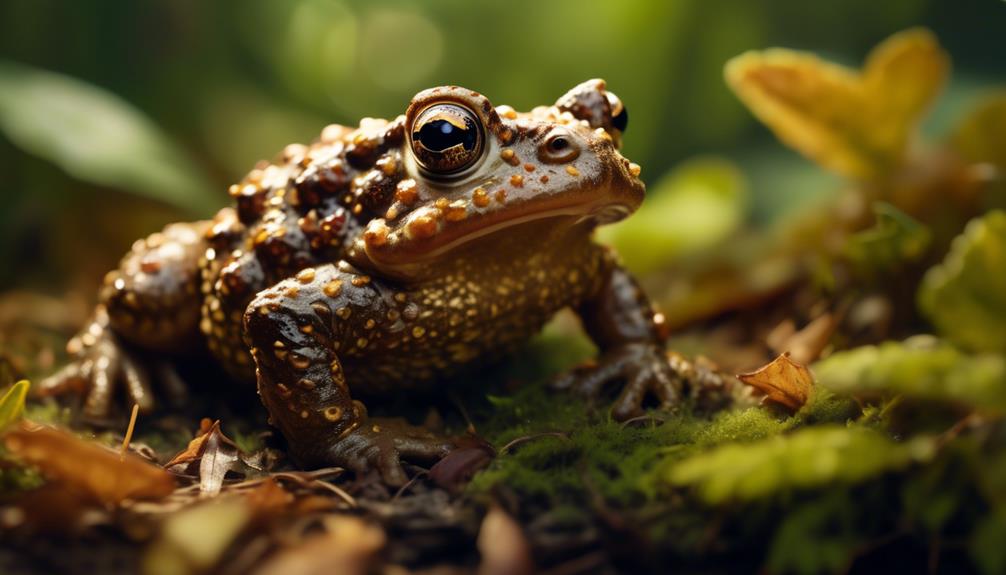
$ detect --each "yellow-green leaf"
[918,210,1006,352]
[953,91,1006,171]
[815,337,1006,412]
[0,380,29,429]
[725,28,947,180]
[668,425,934,504]
[845,202,932,273]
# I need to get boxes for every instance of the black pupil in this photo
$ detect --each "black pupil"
[550,137,568,151]
[415,117,476,152]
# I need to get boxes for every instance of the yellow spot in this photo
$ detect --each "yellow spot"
[284,286,300,299]
[406,213,438,240]
[351,275,371,287]
[289,353,311,370]
[323,280,343,298]
[324,406,343,421]
[629,163,642,177]
[495,189,507,203]
[523,163,536,172]
[412,326,426,338]
[296,268,316,284]
[297,378,316,389]
[363,220,389,247]
[300,410,309,419]
[510,174,524,187]
[356,337,369,348]
[444,201,468,222]
[472,187,490,208]
[365,319,376,329]
[497,105,518,120]
[395,179,419,204]
[565,165,580,177]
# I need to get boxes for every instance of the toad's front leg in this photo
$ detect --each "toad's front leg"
[555,255,682,420]
[244,264,454,485]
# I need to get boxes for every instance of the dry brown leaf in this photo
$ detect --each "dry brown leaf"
[165,419,242,497]
[769,313,837,365]
[2,421,175,505]
[737,353,815,410]
[725,28,948,180]
[477,504,535,575]
[252,515,385,575]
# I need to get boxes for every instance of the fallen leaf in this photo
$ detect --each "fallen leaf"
[429,435,496,492]
[165,419,243,497]
[770,314,837,365]
[477,504,535,575]
[252,515,385,575]
[738,353,814,410]
[3,421,175,505]
[0,379,29,429]
[726,28,947,180]
[143,497,251,575]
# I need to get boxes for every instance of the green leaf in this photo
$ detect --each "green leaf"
[597,157,747,274]
[667,425,934,504]
[815,337,1006,412]
[766,491,864,575]
[0,380,29,429]
[918,211,1006,352]
[952,91,1006,171]
[972,512,1006,575]
[844,202,931,274]
[0,60,220,214]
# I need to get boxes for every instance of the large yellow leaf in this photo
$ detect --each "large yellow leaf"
[726,28,948,181]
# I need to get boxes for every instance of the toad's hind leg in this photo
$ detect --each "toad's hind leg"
[39,222,209,419]
[244,264,455,485]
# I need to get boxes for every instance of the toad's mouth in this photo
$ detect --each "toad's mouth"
[351,191,637,281]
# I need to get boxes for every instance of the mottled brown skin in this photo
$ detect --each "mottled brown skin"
[42,80,681,484]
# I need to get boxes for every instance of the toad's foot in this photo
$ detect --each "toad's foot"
[552,342,682,421]
[36,307,187,422]
[321,417,456,486]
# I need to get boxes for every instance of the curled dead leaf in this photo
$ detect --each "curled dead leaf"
[165,419,243,497]
[738,353,815,410]
[2,421,175,505]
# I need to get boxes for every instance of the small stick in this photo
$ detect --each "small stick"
[120,403,139,460]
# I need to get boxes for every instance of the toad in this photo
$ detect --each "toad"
[42,80,681,484]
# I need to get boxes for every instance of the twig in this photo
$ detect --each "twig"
[499,432,570,455]
[119,403,139,461]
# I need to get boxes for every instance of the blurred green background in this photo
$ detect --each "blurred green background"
[0,0,1003,293]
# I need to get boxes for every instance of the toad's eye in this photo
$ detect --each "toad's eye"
[411,103,484,174]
